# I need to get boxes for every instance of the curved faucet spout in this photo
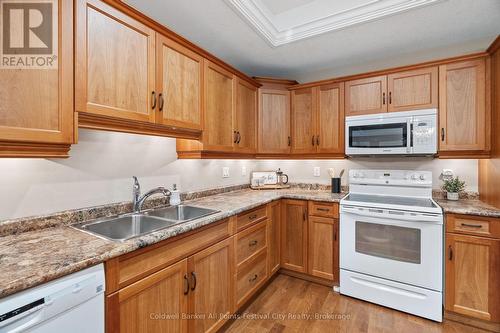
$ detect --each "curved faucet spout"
[131,177,172,213]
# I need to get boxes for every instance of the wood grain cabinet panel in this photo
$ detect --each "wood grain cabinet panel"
[156,35,203,130]
[345,76,387,116]
[387,67,438,112]
[317,83,345,154]
[234,79,257,153]
[106,259,189,333]
[308,216,335,281]
[281,200,308,273]
[76,0,156,122]
[258,89,291,154]
[267,201,281,275]
[291,88,317,154]
[0,0,73,157]
[236,220,267,267]
[439,59,488,153]
[235,249,268,309]
[445,233,500,322]
[202,61,235,152]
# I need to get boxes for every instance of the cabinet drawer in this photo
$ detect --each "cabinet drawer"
[236,249,267,308]
[105,218,231,293]
[446,214,500,239]
[237,205,267,231]
[236,220,267,266]
[308,201,339,218]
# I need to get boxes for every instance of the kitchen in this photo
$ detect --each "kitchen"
[0,0,499,332]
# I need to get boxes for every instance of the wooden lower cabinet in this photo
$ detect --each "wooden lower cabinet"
[267,201,281,275]
[281,200,308,273]
[308,216,338,282]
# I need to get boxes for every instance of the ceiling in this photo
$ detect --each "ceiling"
[124,0,500,82]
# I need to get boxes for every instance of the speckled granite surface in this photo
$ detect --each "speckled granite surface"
[437,199,500,218]
[0,188,345,299]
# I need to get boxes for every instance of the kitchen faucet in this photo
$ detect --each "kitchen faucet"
[132,176,171,213]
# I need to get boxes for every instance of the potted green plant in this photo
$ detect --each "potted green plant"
[441,176,466,201]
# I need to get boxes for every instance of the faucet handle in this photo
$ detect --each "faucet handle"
[132,176,140,191]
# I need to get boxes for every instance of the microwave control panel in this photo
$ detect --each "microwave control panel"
[412,115,437,154]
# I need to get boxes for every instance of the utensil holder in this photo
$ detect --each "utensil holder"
[331,178,341,194]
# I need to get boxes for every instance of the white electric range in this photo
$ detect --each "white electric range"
[339,169,443,322]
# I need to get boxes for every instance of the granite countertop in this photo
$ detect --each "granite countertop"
[0,189,345,299]
[436,199,500,218]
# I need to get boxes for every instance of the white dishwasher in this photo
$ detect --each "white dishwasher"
[0,264,105,333]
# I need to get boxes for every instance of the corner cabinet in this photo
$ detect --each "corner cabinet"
[438,58,490,157]
[0,0,74,157]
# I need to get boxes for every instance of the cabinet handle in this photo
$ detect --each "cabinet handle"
[249,240,258,247]
[303,212,306,221]
[249,274,258,282]
[317,208,330,212]
[183,273,190,295]
[448,246,453,261]
[382,92,386,105]
[288,136,291,146]
[151,91,157,109]
[389,92,392,104]
[233,131,238,143]
[334,228,337,241]
[316,135,320,146]
[312,135,315,146]
[461,223,482,228]
[441,128,445,142]
[158,93,164,111]
[237,132,241,144]
[249,214,258,220]
[190,272,197,291]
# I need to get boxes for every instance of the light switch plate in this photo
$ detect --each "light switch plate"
[313,167,320,177]
[222,167,230,178]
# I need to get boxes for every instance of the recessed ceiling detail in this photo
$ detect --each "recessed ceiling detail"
[225,0,445,47]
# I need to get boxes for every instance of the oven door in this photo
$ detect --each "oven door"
[346,118,411,155]
[340,206,442,291]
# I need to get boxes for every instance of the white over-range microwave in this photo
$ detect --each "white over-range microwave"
[345,109,437,156]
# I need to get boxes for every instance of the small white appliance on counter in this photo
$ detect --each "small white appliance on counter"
[339,170,443,322]
[0,264,105,333]
[345,109,437,156]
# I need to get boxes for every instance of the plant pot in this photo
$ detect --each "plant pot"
[447,192,459,201]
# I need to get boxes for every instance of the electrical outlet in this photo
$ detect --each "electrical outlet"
[222,167,230,178]
[313,167,320,177]
[241,166,247,176]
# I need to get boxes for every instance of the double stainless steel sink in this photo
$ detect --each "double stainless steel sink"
[73,205,219,242]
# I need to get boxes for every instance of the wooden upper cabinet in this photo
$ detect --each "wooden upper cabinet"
[317,83,345,154]
[156,35,203,130]
[107,259,189,333]
[76,0,156,122]
[202,61,234,151]
[0,0,73,157]
[345,75,387,116]
[291,88,317,154]
[439,59,488,153]
[445,234,500,322]
[188,237,234,333]
[258,89,291,154]
[234,79,257,153]
[281,200,308,273]
[387,67,438,112]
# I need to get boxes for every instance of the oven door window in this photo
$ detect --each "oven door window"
[355,221,421,264]
[349,123,407,148]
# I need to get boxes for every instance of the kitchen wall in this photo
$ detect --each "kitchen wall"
[0,129,478,220]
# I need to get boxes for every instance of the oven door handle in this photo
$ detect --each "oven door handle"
[341,206,442,223]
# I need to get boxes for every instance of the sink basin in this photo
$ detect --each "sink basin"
[73,214,178,242]
[146,205,219,222]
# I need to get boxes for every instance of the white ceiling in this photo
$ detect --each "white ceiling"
[125,0,500,82]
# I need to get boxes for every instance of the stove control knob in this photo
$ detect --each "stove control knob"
[419,174,426,181]
[411,174,419,180]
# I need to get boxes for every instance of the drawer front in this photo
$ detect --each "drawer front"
[446,214,500,239]
[236,249,267,307]
[308,201,339,218]
[237,205,267,231]
[236,220,267,266]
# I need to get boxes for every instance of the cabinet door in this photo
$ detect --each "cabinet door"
[281,200,308,273]
[188,237,234,333]
[439,59,487,152]
[258,89,291,154]
[267,201,281,275]
[445,234,500,321]
[345,75,387,116]
[308,216,334,281]
[107,259,189,333]
[234,79,257,153]
[76,0,156,122]
[156,35,203,130]
[387,67,438,112]
[0,0,73,154]
[291,88,317,154]
[317,83,344,154]
[203,61,234,151]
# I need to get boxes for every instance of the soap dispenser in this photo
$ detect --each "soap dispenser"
[170,184,181,206]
